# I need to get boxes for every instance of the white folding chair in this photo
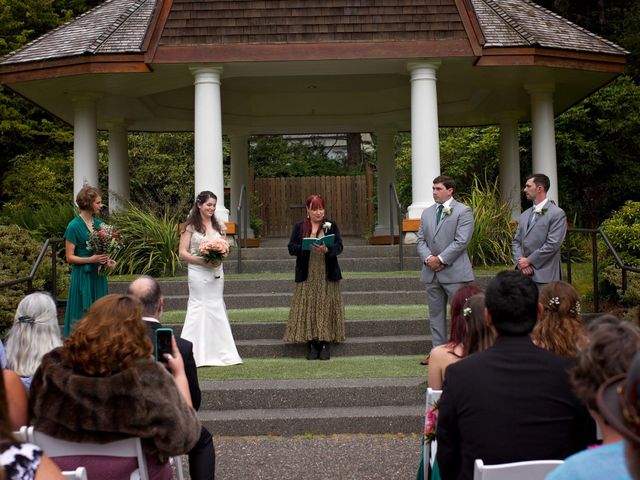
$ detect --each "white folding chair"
[473,459,564,480]
[423,388,443,479]
[62,467,88,480]
[28,427,149,480]
[12,425,29,443]
[170,455,185,480]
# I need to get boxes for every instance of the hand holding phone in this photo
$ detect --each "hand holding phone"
[155,328,174,363]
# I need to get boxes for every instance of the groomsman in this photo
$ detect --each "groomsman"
[417,176,474,364]
[512,173,567,289]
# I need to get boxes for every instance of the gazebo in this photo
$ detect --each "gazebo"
[0,0,627,238]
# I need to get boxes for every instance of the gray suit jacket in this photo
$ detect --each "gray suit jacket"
[512,201,567,284]
[417,199,475,284]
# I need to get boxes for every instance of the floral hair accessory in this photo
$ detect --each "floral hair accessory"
[547,296,561,311]
[463,306,472,319]
[570,301,581,315]
[443,205,453,216]
[17,315,35,325]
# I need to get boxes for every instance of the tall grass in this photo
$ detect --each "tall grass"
[110,206,182,276]
[461,176,514,266]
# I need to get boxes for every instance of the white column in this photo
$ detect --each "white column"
[499,115,521,220]
[107,121,130,213]
[525,83,559,204]
[374,131,396,236]
[191,66,228,221]
[229,134,254,237]
[72,95,99,197]
[407,62,441,219]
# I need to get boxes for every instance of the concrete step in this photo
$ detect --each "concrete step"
[199,404,423,436]
[164,319,428,341]
[230,244,422,261]
[198,377,424,411]
[235,334,430,358]
[225,256,424,274]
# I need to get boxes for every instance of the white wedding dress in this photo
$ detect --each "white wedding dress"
[181,229,243,367]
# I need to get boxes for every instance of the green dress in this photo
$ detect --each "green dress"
[63,216,108,336]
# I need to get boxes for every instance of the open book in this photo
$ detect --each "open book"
[302,234,335,251]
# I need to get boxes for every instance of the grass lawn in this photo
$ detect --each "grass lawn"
[196,355,427,381]
[161,304,427,324]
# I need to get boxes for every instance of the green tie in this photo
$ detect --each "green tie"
[436,204,444,225]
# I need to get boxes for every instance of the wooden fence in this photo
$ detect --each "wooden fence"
[254,175,372,237]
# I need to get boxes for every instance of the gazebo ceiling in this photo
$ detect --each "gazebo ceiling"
[0,0,627,134]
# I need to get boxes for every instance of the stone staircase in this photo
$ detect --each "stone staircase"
[110,237,491,436]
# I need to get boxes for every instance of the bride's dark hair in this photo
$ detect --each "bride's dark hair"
[182,191,223,235]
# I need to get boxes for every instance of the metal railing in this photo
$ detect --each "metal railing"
[235,184,249,273]
[389,183,405,270]
[565,227,640,313]
[0,238,64,302]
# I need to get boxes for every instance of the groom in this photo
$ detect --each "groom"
[512,173,567,289]
[417,176,474,364]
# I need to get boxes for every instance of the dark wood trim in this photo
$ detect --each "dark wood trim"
[143,0,174,62]
[476,47,627,73]
[151,40,475,63]
[454,0,485,56]
[0,58,151,83]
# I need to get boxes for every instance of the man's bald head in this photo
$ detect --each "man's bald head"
[127,275,162,317]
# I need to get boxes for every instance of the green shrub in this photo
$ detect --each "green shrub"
[1,202,76,241]
[599,200,640,304]
[110,206,182,277]
[0,225,69,333]
[460,176,514,266]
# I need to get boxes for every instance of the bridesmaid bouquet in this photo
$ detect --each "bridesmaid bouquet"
[198,239,230,278]
[86,223,123,275]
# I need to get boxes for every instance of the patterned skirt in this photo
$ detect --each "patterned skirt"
[284,248,346,343]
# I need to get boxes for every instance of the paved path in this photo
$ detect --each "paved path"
[203,434,422,480]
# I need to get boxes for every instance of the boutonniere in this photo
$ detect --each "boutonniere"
[442,206,453,216]
[534,206,548,216]
[322,221,332,233]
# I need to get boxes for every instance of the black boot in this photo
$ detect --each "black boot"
[306,341,320,360]
[318,342,330,360]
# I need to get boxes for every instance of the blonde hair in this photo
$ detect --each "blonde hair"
[6,292,62,378]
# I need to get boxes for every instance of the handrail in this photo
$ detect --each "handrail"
[564,227,640,313]
[235,184,248,273]
[0,238,63,302]
[389,183,405,270]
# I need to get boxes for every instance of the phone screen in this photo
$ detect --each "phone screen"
[156,328,173,363]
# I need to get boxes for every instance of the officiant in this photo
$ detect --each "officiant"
[284,194,346,360]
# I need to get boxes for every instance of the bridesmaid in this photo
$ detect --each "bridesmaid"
[63,185,114,336]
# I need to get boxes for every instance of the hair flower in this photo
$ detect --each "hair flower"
[570,301,581,316]
[463,306,472,318]
[547,296,561,311]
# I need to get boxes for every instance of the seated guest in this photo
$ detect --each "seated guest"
[532,280,586,357]
[546,315,640,479]
[461,293,494,356]
[598,350,640,479]
[428,285,482,389]
[29,294,201,480]
[2,370,28,431]
[436,270,595,480]
[5,292,62,390]
[127,275,215,480]
[0,359,64,479]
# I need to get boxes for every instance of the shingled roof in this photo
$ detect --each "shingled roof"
[0,0,628,66]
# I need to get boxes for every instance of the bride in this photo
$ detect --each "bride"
[179,191,242,367]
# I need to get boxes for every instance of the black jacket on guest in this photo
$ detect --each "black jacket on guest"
[288,219,343,283]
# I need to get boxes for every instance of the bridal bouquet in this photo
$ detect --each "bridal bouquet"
[197,238,230,278]
[86,223,123,275]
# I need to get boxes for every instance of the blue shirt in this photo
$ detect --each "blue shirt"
[546,441,630,480]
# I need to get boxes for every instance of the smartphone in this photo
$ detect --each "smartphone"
[155,328,174,363]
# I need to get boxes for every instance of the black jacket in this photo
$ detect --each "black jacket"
[288,219,343,283]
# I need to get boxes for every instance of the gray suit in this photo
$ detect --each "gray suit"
[417,199,474,347]
[512,201,567,285]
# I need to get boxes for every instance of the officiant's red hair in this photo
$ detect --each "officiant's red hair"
[303,194,326,237]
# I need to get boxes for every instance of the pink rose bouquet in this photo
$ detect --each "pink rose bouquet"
[86,223,122,275]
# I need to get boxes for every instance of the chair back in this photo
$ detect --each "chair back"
[423,388,443,478]
[28,427,149,480]
[62,467,88,480]
[12,426,28,443]
[473,459,564,480]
